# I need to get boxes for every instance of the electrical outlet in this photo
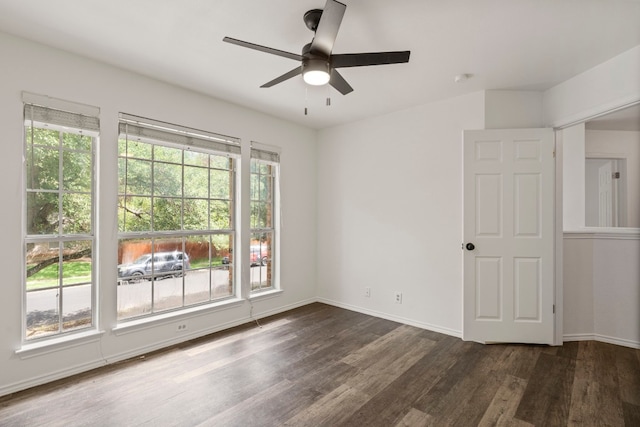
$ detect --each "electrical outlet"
[395,292,402,304]
[176,323,188,332]
[365,287,371,297]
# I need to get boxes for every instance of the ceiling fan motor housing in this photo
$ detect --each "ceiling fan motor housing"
[303,9,323,31]
[301,42,331,85]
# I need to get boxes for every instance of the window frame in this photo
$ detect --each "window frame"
[249,144,280,294]
[116,115,241,322]
[22,103,99,343]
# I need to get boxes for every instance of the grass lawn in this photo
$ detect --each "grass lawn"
[26,262,91,290]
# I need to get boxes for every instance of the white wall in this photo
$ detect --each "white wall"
[0,32,318,396]
[586,130,640,227]
[316,92,485,336]
[561,123,587,230]
[564,234,640,347]
[484,90,543,129]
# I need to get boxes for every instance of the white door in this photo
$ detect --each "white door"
[463,129,555,344]
[598,160,613,227]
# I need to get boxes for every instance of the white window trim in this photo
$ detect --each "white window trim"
[22,98,100,344]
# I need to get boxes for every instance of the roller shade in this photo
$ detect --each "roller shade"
[119,113,240,155]
[24,104,100,132]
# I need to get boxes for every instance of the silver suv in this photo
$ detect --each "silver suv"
[118,251,190,283]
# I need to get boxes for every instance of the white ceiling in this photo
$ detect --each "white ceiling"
[0,0,639,129]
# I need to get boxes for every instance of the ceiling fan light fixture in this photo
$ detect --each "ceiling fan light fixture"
[303,59,330,86]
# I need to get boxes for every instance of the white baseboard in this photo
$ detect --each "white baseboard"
[316,297,462,339]
[563,333,640,349]
[0,358,107,398]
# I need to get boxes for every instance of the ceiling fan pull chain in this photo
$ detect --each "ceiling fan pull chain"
[304,87,309,115]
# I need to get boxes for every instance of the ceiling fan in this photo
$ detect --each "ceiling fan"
[223,0,410,95]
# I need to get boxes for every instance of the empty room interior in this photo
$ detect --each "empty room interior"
[0,0,639,425]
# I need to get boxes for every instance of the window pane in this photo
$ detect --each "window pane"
[184,235,210,305]
[184,165,209,198]
[154,145,182,163]
[62,193,92,234]
[62,151,92,192]
[210,155,230,170]
[27,192,59,235]
[62,240,92,286]
[212,234,233,299]
[184,150,209,167]
[62,284,92,331]
[210,169,231,199]
[211,200,231,229]
[26,242,60,291]
[153,197,182,231]
[119,196,152,232]
[28,127,59,147]
[63,133,92,151]
[212,234,232,268]
[123,158,152,195]
[154,162,182,197]
[183,199,209,230]
[250,232,272,291]
[26,145,59,190]
[26,288,59,339]
[117,239,153,319]
[150,239,186,312]
[120,138,152,159]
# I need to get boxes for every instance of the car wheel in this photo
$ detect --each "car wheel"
[261,256,268,266]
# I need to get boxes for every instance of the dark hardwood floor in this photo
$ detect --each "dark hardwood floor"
[1,303,639,426]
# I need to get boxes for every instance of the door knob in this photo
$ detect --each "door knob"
[465,243,475,251]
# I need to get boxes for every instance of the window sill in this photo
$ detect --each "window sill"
[249,288,283,301]
[112,297,245,336]
[564,228,640,240]
[16,329,105,360]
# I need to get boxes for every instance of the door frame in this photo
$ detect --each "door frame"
[551,99,640,347]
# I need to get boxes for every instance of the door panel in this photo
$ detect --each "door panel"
[464,129,554,344]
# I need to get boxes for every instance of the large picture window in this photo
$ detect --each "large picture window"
[117,114,240,320]
[24,103,98,340]
[250,145,280,293]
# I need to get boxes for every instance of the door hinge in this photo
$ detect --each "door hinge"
[553,150,556,158]
[553,304,556,314]
[612,172,620,179]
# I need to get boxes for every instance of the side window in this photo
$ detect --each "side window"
[250,146,280,293]
[23,103,99,341]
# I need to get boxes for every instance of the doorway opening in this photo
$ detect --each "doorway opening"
[585,157,627,227]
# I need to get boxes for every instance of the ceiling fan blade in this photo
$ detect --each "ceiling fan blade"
[223,37,303,61]
[261,67,302,88]
[310,0,346,56]
[332,51,411,68]
[329,69,353,95]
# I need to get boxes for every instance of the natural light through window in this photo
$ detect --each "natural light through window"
[23,104,98,341]
[116,115,240,320]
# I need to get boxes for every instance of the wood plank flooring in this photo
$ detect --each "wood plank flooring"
[1,303,639,426]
